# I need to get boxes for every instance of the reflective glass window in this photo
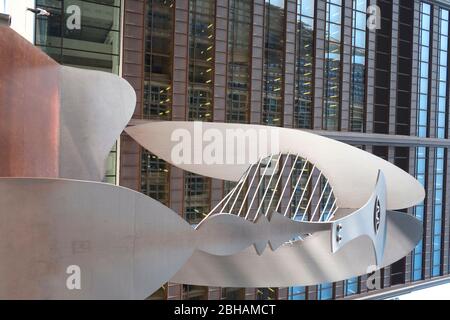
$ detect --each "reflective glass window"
[349,0,367,132]
[294,0,315,129]
[262,0,286,126]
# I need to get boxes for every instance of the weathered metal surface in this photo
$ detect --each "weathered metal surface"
[0,26,60,177]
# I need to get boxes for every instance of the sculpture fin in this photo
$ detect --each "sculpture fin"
[253,241,267,256]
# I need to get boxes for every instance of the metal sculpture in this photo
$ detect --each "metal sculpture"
[0,25,424,299]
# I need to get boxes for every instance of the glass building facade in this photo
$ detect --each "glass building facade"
[412,2,432,282]
[262,0,285,126]
[344,277,359,296]
[318,282,333,300]
[185,0,214,229]
[323,0,343,130]
[143,0,173,121]
[416,2,431,138]
[413,147,426,281]
[349,0,367,132]
[35,0,121,73]
[141,0,173,208]
[188,0,215,121]
[431,8,449,278]
[227,0,252,123]
[293,0,315,129]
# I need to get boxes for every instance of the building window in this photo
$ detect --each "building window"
[141,151,170,206]
[416,2,432,138]
[183,285,208,300]
[349,0,367,132]
[256,288,276,300]
[344,277,359,296]
[412,147,427,281]
[222,288,246,300]
[223,181,247,213]
[323,0,343,130]
[258,156,281,216]
[184,172,211,225]
[144,84,171,119]
[373,0,392,134]
[35,0,121,73]
[262,0,286,126]
[289,156,336,222]
[144,0,174,120]
[288,286,306,300]
[104,143,117,184]
[189,89,213,120]
[318,282,333,300]
[412,1,432,283]
[290,158,311,220]
[432,148,445,277]
[293,0,315,129]
[436,9,448,140]
[430,9,449,278]
[319,177,335,221]
[227,0,252,123]
[188,0,215,121]
[140,0,173,202]
[395,1,414,135]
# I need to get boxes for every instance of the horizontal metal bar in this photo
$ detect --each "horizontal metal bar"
[305,129,450,148]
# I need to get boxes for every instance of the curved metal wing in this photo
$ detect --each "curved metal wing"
[125,121,424,210]
[59,66,135,181]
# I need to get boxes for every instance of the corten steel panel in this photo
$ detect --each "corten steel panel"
[0,26,60,177]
